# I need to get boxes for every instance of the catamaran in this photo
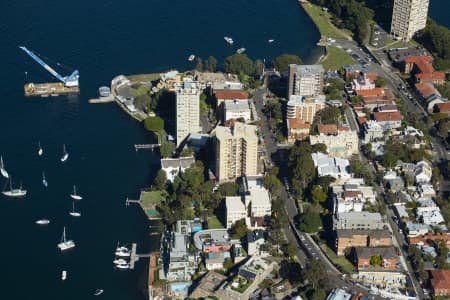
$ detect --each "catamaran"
[42,171,48,187]
[57,227,75,251]
[0,156,9,179]
[2,178,27,198]
[70,185,82,200]
[38,142,43,156]
[69,201,81,217]
[35,219,50,225]
[60,144,69,162]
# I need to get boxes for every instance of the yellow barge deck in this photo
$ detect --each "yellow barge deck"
[24,82,80,97]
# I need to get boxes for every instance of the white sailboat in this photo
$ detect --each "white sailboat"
[2,178,27,198]
[38,142,43,156]
[0,156,9,179]
[268,39,275,43]
[69,201,81,217]
[70,185,83,200]
[61,270,67,281]
[42,171,48,187]
[57,227,75,251]
[94,289,104,296]
[60,144,69,162]
[115,263,130,269]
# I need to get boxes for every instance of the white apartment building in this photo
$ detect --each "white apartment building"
[223,100,251,123]
[226,196,247,228]
[391,0,430,41]
[176,79,201,146]
[213,123,258,182]
[288,64,324,97]
[286,95,326,123]
[248,188,271,218]
[310,127,359,159]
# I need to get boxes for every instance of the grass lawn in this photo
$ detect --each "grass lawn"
[320,242,356,274]
[128,73,161,82]
[301,2,350,39]
[141,190,167,207]
[207,215,224,229]
[321,46,355,71]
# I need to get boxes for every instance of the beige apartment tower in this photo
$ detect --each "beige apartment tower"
[176,79,201,146]
[288,64,324,98]
[213,123,258,182]
[390,0,430,41]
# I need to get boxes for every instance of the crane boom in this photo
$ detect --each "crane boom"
[19,46,79,87]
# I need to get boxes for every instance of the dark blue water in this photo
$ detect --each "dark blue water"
[0,0,319,299]
[429,0,450,28]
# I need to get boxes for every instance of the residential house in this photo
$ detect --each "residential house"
[403,56,445,86]
[373,111,403,131]
[417,207,444,225]
[351,72,376,91]
[434,102,450,116]
[161,157,196,182]
[362,120,384,143]
[309,124,358,158]
[409,234,450,248]
[417,183,436,198]
[214,90,248,107]
[405,221,432,237]
[205,251,229,271]
[332,181,376,214]
[165,231,198,281]
[287,118,310,142]
[430,270,450,297]
[189,271,227,299]
[354,247,399,271]
[415,160,432,184]
[335,229,392,256]
[326,288,352,300]
[312,152,351,181]
[356,88,395,111]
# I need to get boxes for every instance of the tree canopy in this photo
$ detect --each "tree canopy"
[224,54,254,75]
[230,219,249,239]
[272,54,302,73]
[288,141,316,198]
[416,19,450,70]
[298,205,322,233]
[144,116,164,132]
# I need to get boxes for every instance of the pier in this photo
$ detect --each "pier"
[24,83,79,97]
[134,144,160,151]
[129,243,151,270]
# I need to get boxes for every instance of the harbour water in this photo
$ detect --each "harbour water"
[429,0,450,28]
[0,0,320,299]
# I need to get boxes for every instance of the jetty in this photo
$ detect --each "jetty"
[129,243,151,270]
[134,144,160,151]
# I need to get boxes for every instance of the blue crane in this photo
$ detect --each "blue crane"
[19,46,79,87]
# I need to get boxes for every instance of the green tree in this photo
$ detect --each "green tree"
[159,142,173,158]
[223,258,234,271]
[218,182,239,196]
[311,185,327,204]
[224,54,254,75]
[195,57,203,71]
[288,142,316,197]
[285,243,297,259]
[381,151,399,168]
[180,147,194,157]
[375,77,386,87]
[263,174,282,198]
[349,160,374,184]
[301,260,326,288]
[153,169,167,190]
[298,206,322,233]
[310,288,327,300]
[272,54,302,73]
[230,219,249,239]
[370,255,382,266]
[206,56,218,72]
[253,59,265,76]
[312,143,327,154]
[144,116,164,132]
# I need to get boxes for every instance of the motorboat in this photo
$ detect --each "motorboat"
[38,142,43,156]
[0,156,9,179]
[2,178,27,198]
[236,48,246,54]
[60,144,69,162]
[115,263,130,269]
[62,270,67,281]
[36,219,50,225]
[224,36,234,45]
[115,249,131,257]
[69,201,81,217]
[42,171,48,187]
[57,227,75,251]
[268,39,275,43]
[94,289,104,296]
[188,54,195,62]
[113,258,128,265]
[70,185,83,200]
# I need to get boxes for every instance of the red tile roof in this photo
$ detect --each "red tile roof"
[435,102,450,113]
[415,83,437,98]
[318,124,338,134]
[416,71,446,80]
[366,73,378,81]
[373,111,403,122]
[214,90,248,100]
[430,270,450,294]
[356,88,386,98]
[358,117,368,125]
[288,118,310,129]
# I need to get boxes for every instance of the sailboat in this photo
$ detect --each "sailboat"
[0,156,9,179]
[42,172,48,187]
[94,289,104,296]
[70,185,83,200]
[69,201,81,217]
[60,144,69,162]
[38,142,43,156]
[57,227,75,251]
[2,178,27,197]
[35,219,50,225]
[61,270,67,281]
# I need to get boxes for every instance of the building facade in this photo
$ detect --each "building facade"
[390,0,430,41]
[225,196,247,228]
[176,79,201,146]
[309,126,358,159]
[213,123,258,182]
[286,95,326,123]
[288,64,324,97]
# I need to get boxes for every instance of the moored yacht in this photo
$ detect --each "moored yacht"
[2,178,27,198]
[224,36,234,45]
[57,227,75,251]
[36,219,50,225]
